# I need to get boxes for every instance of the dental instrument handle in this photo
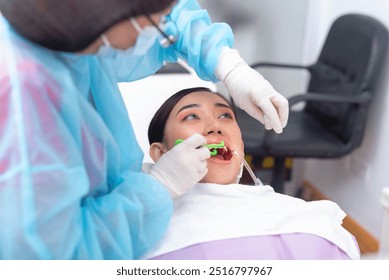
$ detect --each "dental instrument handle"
[175,139,224,156]
[232,150,264,186]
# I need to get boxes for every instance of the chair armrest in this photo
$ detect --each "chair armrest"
[262,91,372,147]
[288,91,372,107]
[249,62,312,72]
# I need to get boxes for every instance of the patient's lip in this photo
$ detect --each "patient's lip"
[206,138,223,144]
[206,139,227,151]
[206,137,228,146]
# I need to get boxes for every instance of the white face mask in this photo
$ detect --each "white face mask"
[95,18,160,59]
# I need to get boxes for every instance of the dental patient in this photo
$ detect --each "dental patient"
[141,87,360,260]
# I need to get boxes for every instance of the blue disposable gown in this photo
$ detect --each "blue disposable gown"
[0,0,234,259]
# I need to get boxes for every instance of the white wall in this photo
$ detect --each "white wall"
[198,0,309,98]
[301,0,389,238]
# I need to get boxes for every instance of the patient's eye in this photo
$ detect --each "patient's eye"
[183,113,199,121]
[219,112,233,119]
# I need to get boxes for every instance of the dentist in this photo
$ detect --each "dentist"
[0,0,288,259]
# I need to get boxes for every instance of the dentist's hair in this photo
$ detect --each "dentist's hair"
[0,0,175,52]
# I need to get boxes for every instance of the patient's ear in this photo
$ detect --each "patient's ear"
[149,142,168,162]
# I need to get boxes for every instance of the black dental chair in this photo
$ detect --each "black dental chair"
[235,13,389,194]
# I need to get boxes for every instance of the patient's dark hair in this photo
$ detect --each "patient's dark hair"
[148,87,236,144]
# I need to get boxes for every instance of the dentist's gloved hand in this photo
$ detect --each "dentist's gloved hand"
[149,134,210,199]
[215,47,289,134]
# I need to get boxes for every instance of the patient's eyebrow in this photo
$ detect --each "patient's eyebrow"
[215,103,232,110]
[176,104,200,115]
[176,102,232,116]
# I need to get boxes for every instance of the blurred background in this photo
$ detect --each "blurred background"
[197,0,389,258]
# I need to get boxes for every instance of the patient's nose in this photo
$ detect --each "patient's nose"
[207,130,222,135]
[206,122,222,135]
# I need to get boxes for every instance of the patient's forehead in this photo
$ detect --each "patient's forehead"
[171,91,230,113]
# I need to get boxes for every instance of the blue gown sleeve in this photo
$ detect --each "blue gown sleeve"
[111,0,234,83]
[0,42,173,259]
[169,0,235,82]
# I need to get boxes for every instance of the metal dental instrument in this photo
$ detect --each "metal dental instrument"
[232,150,264,186]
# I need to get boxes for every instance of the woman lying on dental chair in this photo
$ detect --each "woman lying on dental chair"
[141,87,360,260]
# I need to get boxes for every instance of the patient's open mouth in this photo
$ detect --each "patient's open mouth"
[205,140,232,161]
[174,138,233,161]
[212,146,233,161]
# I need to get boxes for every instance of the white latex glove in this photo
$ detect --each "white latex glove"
[215,47,289,133]
[149,134,210,199]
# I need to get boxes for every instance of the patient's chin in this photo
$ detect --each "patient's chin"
[201,167,239,185]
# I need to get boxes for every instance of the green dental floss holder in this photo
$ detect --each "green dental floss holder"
[175,139,224,156]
